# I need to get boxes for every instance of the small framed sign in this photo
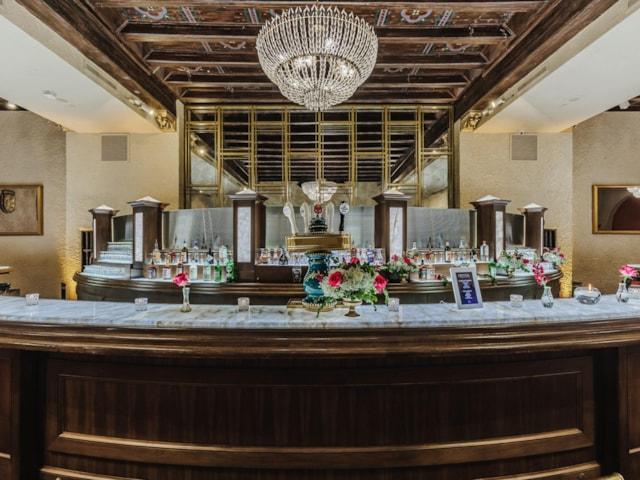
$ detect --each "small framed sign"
[450,267,483,309]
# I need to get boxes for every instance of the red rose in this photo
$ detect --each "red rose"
[373,274,388,294]
[391,254,399,262]
[328,271,343,287]
[350,256,360,265]
[403,257,412,265]
[523,258,530,264]
[173,272,189,287]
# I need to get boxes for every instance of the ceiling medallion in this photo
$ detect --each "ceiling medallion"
[256,6,378,111]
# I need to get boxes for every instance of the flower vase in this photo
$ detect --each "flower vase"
[180,286,192,313]
[540,285,554,308]
[343,298,362,317]
[400,274,409,284]
[617,282,631,303]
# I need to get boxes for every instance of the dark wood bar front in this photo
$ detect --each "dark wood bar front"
[0,296,637,479]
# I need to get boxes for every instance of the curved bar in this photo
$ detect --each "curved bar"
[74,270,563,305]
[0,295,636,480]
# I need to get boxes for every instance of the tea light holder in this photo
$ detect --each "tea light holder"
[238,297,250,312]
[574,285,601,305]
[134,297,148,311]
[388,297,400,312]
[25,293,39,306]
[509,294,523,308]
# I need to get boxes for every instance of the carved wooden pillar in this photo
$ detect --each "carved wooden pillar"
[520,203,547,254]
[89,205,118,261]
[229,189,266,282]
[128,196,168,270]
[373,190,411,261]
[471,195,511,261]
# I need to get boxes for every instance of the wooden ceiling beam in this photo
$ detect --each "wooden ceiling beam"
[16,0,177,114]
[455,0,617,118]
[95,1,545,13]
[146,51,487,69]
[166,73,467,88]
[122,23,510,44]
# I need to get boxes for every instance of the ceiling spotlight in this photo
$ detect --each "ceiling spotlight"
[619,100,631,110]
[5,102,17,110]
[197,147,206,156]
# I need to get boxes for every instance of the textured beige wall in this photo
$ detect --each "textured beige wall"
[64,132,179,298]
[573,112,640,293]
[460,132,574,295]
[0,112,66,298]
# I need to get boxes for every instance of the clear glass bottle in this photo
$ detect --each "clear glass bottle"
[203,263,212,282]
[189,262,198,282]
[616,282,631,303]
[480,241,490,262]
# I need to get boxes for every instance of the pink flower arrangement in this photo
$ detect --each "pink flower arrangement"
[173,272,189,287]
[619,264,639,280]
[374,274,388,294]
[328,271,344,287]
[532,262,547,286]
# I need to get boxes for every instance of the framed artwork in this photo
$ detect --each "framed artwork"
[0,184,43,236]
[593,185,640,234]
[450,267,483,309]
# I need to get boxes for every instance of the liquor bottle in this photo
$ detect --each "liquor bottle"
[206,246,214,264]
[471,248,478,263]
[426,237,433,249]
[226,258,235,283]
[480,241,490,262]
[181,240,189,264]
[213,260,222,283]
[152,239,161,263]
[278,247,289,265]
[193,239,199,250]
[203,262,212,281]
[189,262,198,282]
[444,242,452,263]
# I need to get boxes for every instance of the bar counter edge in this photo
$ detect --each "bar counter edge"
[0,295,638,480]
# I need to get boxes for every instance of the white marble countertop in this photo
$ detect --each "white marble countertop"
[0,295,639,330]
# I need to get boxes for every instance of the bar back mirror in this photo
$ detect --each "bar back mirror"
[593,185,640,233]
[182,105,455,208]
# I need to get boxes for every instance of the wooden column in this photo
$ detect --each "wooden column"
[373,190,410,261]
[229,189,266,283]
[471,195,511,261]
[521,203,547,254]
[127,196,168,270]
[89,205,118,261]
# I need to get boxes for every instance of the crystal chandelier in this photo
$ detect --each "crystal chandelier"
[256,6,378,111]
[302,179,338,203]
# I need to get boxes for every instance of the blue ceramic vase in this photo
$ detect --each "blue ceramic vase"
[303,251,331,303]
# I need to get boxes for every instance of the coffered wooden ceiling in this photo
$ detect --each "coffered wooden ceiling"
[16,0,616,123]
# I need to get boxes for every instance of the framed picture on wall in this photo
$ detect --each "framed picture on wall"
[0,184,43,236]
[593,185,640,234]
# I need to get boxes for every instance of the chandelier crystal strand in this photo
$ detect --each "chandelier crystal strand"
[257,6,378,111]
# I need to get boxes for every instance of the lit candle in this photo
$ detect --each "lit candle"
[588,283,592,291]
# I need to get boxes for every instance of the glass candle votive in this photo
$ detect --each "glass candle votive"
[510,294,524,308]
[238,297,250,312]
[25,293,39,306]
[388,297,400,312]
[574,285,601,305]
[134,297,148,311]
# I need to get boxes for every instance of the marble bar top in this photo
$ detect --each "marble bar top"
[0,295,639,331]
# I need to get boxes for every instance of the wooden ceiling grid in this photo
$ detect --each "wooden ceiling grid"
[13,0,618,129]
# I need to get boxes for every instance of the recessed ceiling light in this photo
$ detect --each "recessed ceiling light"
[5,102,17,110]
[42,90,58,100]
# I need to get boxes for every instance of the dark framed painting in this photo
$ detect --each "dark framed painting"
[0,185,43,236]
[593,185,640,234]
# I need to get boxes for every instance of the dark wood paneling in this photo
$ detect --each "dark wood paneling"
[43,357,594,475]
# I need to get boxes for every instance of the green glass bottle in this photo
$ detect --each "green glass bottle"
[213,260,222,283]
[226,258,235,283]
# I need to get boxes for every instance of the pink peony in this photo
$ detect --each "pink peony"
[328,271,344,288]
[173,272,189,287]
[374,274,388,294]
[391,254,399,262]
[619,265,638,279]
